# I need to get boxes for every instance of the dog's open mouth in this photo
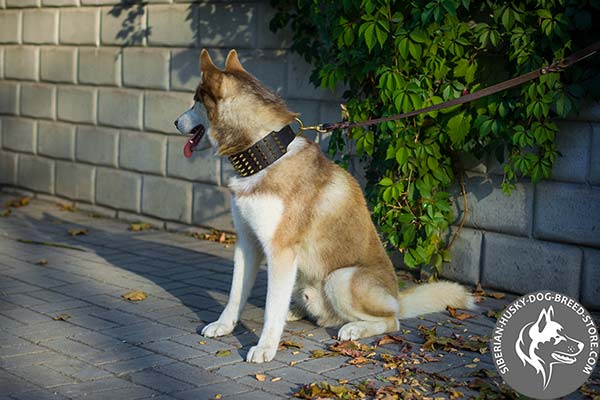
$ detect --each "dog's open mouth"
[183,124,205,159]
[552,351,577,364]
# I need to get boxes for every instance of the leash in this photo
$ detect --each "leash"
[295,41,600,134]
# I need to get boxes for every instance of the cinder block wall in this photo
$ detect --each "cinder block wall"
[0,1,598,310]
[0,0,340,231]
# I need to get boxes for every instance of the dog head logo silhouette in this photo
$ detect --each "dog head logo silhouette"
[515,305,584,390]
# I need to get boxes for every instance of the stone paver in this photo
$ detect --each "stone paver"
[0,192,597,399]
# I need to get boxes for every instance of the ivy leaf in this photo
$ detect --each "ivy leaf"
[395,147,409,166]
[446,112,471,146]
[379,177,393,186]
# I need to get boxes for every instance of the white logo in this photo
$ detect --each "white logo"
[514,305,584,390]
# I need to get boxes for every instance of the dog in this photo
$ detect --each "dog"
[515,305,584,389]
[174,49,474,363]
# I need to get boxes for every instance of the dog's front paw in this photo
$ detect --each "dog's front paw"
[201,321,235,338]
[246,344,277,363]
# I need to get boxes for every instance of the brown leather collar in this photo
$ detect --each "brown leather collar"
[228,125,296,177]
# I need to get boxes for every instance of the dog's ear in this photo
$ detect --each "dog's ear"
[535,307,551,333]
[225,49,246,73]
[200,49,220,75]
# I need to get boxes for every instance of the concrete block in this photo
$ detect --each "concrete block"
[581,248,600,310]
[98,88,142,129]
[0,150,18,184]
[80,0,120,4]
[4,46,39,81]
[144,91,190,133]
[79,47,121,86]
[101,5,147,46]
[534,181,600,247]
[123,48,169,90]
[481,231,582,298]
[192,184,232,230]
[74,202,116,218]
[2,117,36,153]
[40,46,77,83]
[451,173,533,237]
[240,49,286,95]
[440,226,482,285]
[0,10,21,43]
[17,154,55,194]
[60,7,99,45]
[142,175,192,223]
[288,53,341,101]
[57,86,97,124]
[147,4,196,47]
[0,47,3,78]
[591,123,600,185]
[119,130,166,175]
[55,161,95,202]
[37,121,75,160]
[167,136,219,184]
[76,125,118,166]
[6,0,40,6]
[256,1,292,49]
[551,121,591,183]
[198,2,256,48]
[170,49,200,92]
[95,167,141,212]
[20,83,56,119]
[0,82,19,115]
[23,9,58,44]
[43,0,78,5]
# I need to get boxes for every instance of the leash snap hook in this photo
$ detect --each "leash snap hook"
[294,117,328,134]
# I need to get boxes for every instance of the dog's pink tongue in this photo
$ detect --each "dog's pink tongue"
[182,125,205,159]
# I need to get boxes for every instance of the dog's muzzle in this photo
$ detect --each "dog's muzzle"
[174,102,210,158]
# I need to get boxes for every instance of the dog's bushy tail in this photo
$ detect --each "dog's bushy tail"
[397,281,475,319]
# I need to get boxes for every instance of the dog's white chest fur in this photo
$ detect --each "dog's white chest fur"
[233,194,283,251]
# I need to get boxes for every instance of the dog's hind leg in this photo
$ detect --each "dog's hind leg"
[324,266,400,341]
[202,203,263,338]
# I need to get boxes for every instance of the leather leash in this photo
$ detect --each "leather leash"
[296,41,600,134]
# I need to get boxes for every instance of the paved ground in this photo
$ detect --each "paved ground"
[0,191,598,400]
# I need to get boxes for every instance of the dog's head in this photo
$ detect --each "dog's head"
[515,306,584,388]
[174,49,297,158]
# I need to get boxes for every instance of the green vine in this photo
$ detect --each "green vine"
[270,0,599,273]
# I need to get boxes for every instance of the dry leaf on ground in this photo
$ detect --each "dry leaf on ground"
[121,291,148,301]
[216,349,231,357]
[377,334,405,346]
[271,377,282,382]
[53,314,70,321]
[188,229,237,245]
[4,197,30,208]
[278,340,304,351]
[447,305,476,320]
[36,259,48,266]
[57,203,76,212]
[310,349,337,358]
[68,229,88,236]
[255,374,267,382]
[473,283,506,299]
[128,223,152,232]
[0,209,11,217]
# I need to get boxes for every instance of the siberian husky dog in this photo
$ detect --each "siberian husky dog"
[174,49,474,363]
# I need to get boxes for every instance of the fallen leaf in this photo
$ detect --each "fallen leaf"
[377,334,405,346]
[214,395,222,400]
[474,283,506,300]
[489,292,506,299]
[53,313,70,321]
[487,308,504,320]
[57,203,76,212]
[349,356,376,365]
[216,349,231,357]
[128,223,152,232]
[255,374,267,382]
[465,363,478,368]
[271,377,282,382]
[289,361,298,366]
[35,259,48,266]
[310,349,337,358]
[446,305,475,320]
[338,379,349,384]
[278,340,304,351]
[68,228,88,236]
[0,209,11,217]
[4,197,30,208]
[469,368,498,378]
[199,340,207,345]
[188,229,236,245]
[291,350,300,355]
[121,291,148,301]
